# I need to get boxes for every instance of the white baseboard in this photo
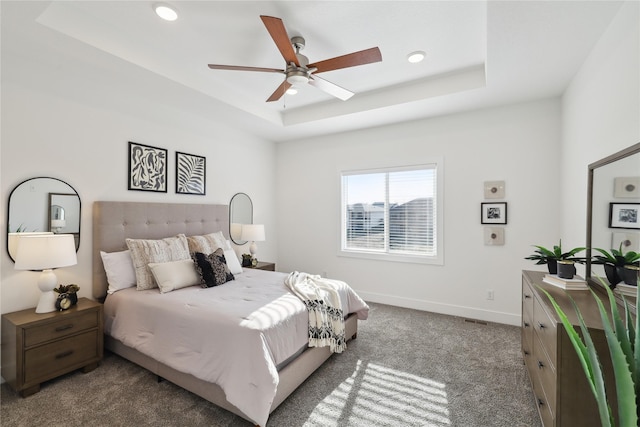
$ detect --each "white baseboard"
[356,290,521,326]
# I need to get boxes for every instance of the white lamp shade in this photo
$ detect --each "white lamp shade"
[14,234,77,271]
[240,224,265,242]
[8,232,54,260]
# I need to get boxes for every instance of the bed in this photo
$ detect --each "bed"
[92,201,368,426]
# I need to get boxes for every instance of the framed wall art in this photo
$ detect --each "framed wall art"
[613,177,640,198]
[483,181,505,199]
[481,202,507,224]
[484,227,505,246]
[128,141,167,192]
[609,203,640,229]
[176,151,206,195]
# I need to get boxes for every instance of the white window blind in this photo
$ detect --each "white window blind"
[341,163,441,263]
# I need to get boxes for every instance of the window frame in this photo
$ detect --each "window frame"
[339,160,444,265]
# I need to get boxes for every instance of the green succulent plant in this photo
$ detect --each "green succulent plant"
[540,277,639,427]
[525,239,586,265]
[593,244,640,267]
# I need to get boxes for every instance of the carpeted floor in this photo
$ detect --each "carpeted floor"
[1,302,541,426]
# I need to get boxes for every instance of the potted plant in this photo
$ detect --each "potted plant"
[525,239,586,274]
[53,284,80,305]
[540,278,638,427]
[592,245,640,287]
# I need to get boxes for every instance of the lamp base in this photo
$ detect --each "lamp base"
[35,269,58,313]
[35,291,57,313]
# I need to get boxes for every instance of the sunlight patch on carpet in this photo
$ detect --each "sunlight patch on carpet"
[307,360,451,426]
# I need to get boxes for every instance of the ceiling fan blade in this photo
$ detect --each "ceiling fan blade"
[308,47,382,74]
[266,80,292,102]
[308,75,354,101]
[260,15,299,67]
[208,64,284,73]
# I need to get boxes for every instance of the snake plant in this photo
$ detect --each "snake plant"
[540,278,639,427]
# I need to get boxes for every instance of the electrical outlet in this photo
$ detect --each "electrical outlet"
[487,290,494,300]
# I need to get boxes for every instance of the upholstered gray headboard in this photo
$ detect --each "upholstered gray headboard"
[92,201,229,299]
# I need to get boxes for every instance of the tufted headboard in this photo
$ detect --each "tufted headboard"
[92,201,229,299]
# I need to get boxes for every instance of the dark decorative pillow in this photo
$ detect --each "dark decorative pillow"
[191,249,234,288]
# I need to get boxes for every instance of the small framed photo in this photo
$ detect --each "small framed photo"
[176,151,206,195]
[128,141,167,192]
[481,202,507,224]
[609,203,640,229]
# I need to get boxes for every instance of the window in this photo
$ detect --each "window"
[340,162,443,264]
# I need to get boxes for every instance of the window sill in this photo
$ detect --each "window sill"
[338,249,443,265]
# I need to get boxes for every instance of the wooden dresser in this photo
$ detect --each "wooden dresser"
[521,270,618,426]
[1,297,103,397]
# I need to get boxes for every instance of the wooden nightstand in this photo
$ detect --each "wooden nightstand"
[1,297,103,397]
[246,261,276,271]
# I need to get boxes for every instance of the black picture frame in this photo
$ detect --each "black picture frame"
[128,141,167,192]
[481,202,507,224]
[176,151,206,195]
[609,203,640,229]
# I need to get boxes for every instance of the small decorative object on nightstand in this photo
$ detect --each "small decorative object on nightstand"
[246,261,276,271]
[1,297,103,397]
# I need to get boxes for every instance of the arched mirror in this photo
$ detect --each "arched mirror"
[7,177,81,261]
[229,192,253,245]
[586,142,640,302]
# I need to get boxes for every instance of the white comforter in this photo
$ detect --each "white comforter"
[103,269,369,426]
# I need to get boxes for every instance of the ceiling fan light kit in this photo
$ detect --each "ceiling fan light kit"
[207,15,382,103]
[154,3,178,21]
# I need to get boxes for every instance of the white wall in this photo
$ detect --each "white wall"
[276,99,562,325]
[1,64,277,315]
[561,0,640,257]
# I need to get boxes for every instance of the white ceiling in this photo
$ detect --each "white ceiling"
[1,1,624,142]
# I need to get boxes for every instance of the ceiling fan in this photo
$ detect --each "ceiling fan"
[207,15,382,102]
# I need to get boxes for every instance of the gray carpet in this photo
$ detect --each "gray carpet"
[1,303,541,426]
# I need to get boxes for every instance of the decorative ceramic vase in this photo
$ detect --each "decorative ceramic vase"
[621,265,640,286]
[557,260,576,279]
[604,264,621,288]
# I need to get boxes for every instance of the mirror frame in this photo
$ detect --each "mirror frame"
[6,177,81,261]
[586,142,640,302]
[229,192,253,245]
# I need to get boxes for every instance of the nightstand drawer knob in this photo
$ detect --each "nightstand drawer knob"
[55,350,74,359]
[55,324,74,332]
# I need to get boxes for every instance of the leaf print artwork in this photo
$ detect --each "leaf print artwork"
[176,152,206,195]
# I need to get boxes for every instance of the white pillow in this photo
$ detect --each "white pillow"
[100,250,136,294]
[148,259,200,293]
[126,234,191,290]
[223,245,243,275]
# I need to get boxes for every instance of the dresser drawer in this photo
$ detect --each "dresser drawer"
[24,330,99,384]
[531,374,554,427]
[533,333,557,418]
[24,310,98,347]
[522,279,535,319]
[533,295,558,366]
[522,306,534,360]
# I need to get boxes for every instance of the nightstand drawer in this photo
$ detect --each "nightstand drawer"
[24,330,99,384]
[24,310,98,347]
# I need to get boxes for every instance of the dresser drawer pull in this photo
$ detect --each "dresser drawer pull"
[55,324,74,332]
[537,360,544,369]
[537,398,545,407]
[537,322,546,329]
[523,322,530,328]
[523,350,530,356]
[55,350,74,359]
[524,294,531,299]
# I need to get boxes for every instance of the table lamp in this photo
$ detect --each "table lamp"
[241,224,265,259]
[14,234,78,313]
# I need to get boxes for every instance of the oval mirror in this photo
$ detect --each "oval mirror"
[229,192,253,245]
[7,177,81,261]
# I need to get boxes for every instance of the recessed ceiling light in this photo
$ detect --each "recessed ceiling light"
[407,51,426,63]
[154,3,178,21]
[286,87,298,95]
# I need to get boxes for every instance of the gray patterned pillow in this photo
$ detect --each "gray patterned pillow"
[192,248,234,287]
[186,231,226,255]
[126,234,190,290]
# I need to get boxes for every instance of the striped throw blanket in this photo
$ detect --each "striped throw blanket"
[284,271,347,353]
